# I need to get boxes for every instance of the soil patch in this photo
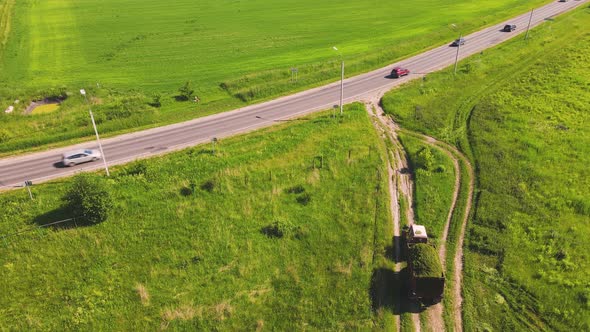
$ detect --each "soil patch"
[25,97,66,115]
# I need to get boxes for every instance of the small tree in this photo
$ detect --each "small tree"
[178,81,194,101]
[0,129,11,143]
[63,173,113,224]
[151,93,162,107]
[415,147,434,171]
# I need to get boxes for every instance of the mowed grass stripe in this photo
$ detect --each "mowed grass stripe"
[0,0,15,51]
[1,0,551,93]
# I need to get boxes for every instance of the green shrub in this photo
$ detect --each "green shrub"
[261,219,299,239]
[63,173,113,224]
[200,179,216,192]
[296,193,311,205]
[286,185,305,194]
[415,147,434,171]
[0,129,11,143]
[120,161,148,177]
[177,81,194,101]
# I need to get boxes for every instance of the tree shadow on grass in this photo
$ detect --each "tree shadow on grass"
[33,205,90,230]
[370,268,396,312]
[173,95,190,102]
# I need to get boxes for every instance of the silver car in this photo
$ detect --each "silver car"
[62,149,101,167]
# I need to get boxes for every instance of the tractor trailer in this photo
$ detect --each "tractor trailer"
[404,224,445,304]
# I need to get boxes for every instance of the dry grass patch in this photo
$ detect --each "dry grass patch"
[248,288,271,303]
[135,283,150,306]
[214,301,233,321]
[161,304,200,328]
[333,259,354,276]
[307,168,321,185]
[218,261,235,273]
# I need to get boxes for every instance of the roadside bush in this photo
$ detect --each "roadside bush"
[149,93,162,108]
[0,129,11,143]
[120,161,148,177]
[104,107,132,120]
[63,174,113,224]
[177,81,194,101]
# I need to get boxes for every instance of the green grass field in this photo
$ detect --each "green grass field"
[0,0,549,155]
[398,133,455,245]
[382,7,590,331]
[0,104,400,330]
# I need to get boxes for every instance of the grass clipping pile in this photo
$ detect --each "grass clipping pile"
[408,243,443,278]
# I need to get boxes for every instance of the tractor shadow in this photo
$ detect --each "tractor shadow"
[370,267,425,315]
[384,236,404,263]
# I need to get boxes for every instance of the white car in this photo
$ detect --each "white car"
[62,149,101,167]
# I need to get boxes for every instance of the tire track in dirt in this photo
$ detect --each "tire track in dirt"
[428,139,474,332]
[418,136,460,332]
[367,95,474,332]
[366,102,402,331]
[366,100,421,332]
[402,131,474,332]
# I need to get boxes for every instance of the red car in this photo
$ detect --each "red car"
[391,67,410,78]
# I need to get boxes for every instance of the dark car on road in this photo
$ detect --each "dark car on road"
[391,67,410,78]
[503,24,517,32]
[451,37,466,46]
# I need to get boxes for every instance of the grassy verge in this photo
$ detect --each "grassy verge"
[382,7,590,331]
[0,104,396,330]
[0,0,550,156]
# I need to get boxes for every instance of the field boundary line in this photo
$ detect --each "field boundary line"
[0,0,15,51]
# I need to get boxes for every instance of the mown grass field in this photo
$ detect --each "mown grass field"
[0,0,549,155]
[0,104,400,330]
[382,7,590,331]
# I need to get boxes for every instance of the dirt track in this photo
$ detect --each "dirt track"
[367,97,474,332]
[367,99,423,332]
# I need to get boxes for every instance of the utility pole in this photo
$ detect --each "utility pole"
[525,9,534,40]
[454,35,462,74]
[211,137,218,155]
[290,67,298,83]
[24,180,33,200]
[333,46,344,115]
[340,59,344,115]
[80,89,110,176]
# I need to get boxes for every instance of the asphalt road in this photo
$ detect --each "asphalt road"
[0,0,586,189]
